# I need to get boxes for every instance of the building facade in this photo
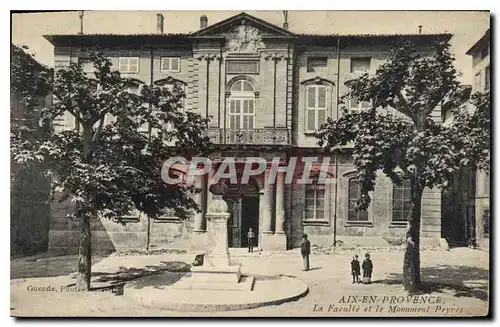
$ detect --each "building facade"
[467,29,490,248]
[44,12,449,253]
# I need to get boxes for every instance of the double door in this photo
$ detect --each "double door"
[225,196,259,248]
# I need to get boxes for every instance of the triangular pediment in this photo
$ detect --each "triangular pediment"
[194,12,294,37]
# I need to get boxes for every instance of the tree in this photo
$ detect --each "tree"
[11,51,211,290]
[11,45,54,255]
[316,40,490,293]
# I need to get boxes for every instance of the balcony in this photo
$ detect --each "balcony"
[207,128,291,145]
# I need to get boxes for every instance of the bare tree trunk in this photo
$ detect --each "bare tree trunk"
[146,216,151,252]
[76,214,91,291]
[403,180,423,293]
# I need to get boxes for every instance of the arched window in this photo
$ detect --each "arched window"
[348,178,368,222]
[124,79,144,96]
[228,80,255,130]
[300,77,334,133]
[155,78,186,111]
[154,78,187,132]
[123,79,147,132]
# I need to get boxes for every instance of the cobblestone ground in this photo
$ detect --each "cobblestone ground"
[10,247,489,317]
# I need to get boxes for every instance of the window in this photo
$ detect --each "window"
[156,81,186,132]
[392,180,411,225]
[485,65,490,91]
[350,57,371,74]
[161,57,181,73]
[119,57,139,73]
[305,85,327,131]
[78,58,94,73]
[227,61,259,74]
[304,184,325,220]
[348,178,368,222]
[474,72,482,91]
[125,83,141,95]
[348,97,370,112]
[158,81,185,108]
[307,57,327,72]
[228,80,255,130]
[123,81,147,131]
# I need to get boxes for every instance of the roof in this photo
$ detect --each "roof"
[466,28,490,55]
[11,44,47,69]
[43,12,453,46]
[43,33,190,47]
[194,12,293,37]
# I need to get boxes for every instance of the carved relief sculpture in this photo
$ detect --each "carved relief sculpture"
[225,23,265,53]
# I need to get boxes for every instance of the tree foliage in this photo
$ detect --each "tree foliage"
[11,51,211,289]
[316,40,490,292]
[317,40,490,210]
[12,51,211,221]
[11,45,53,110]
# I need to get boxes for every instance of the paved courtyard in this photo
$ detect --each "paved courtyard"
[10,247,489,317]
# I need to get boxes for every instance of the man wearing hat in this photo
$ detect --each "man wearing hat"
[301,234,311,271]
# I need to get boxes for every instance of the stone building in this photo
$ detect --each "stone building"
[44,12,449,253]
[467,29,491,248]
[440,28,490,248]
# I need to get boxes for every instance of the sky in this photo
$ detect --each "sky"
[11,10,490,83]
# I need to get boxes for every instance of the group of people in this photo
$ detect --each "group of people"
[301,234,374,283]
[247,231,374,283]
[350,254,373,284]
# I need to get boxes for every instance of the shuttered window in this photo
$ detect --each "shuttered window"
[161,57,181,73]
[228,79,256,131]
[305,85,327,132]
[78,58,94,73]
[119,57,139,73]
[307,57,327,72]
[350,57,371,73]
[349,97,371,112]
[229,99,254,129]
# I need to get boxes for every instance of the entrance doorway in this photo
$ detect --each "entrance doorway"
[223,178,260,248]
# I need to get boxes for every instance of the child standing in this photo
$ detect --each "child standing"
[247,228,255,253]
[351,255,361,283]
[362,253,373,284]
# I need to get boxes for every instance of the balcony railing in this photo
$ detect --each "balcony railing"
[207,128,291,145]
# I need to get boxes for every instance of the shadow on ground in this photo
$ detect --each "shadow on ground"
[62,261,191,293]
[10,253,111,279]
[90,261,190,285]
[374,265,489,301]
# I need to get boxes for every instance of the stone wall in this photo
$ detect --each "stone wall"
[47,196,192,254]
[289,153,442,248]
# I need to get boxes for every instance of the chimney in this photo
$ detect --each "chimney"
[78,11,84,35]
[200,15,208,29]
[418,25,422,34]
[157,13,164,34]
[282,10,289,30]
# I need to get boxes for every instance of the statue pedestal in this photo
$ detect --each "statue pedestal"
[174,198,254,291]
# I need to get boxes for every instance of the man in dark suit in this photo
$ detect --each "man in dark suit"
[301,234,311,271]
